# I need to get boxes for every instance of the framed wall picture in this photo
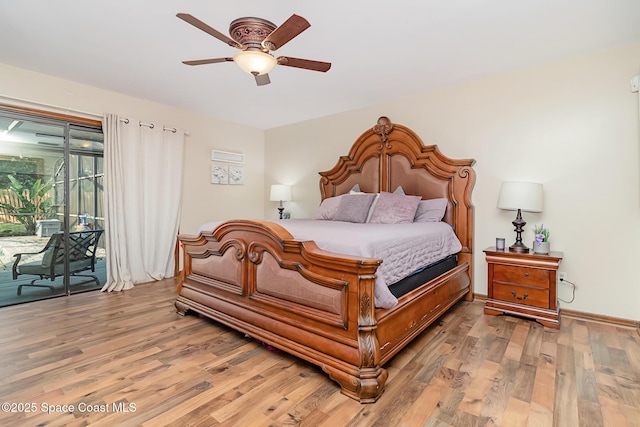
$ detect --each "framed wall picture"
[229,166,244,185]
[211,164,229,184]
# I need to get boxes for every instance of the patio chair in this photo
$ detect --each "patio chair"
[12,229,104,295]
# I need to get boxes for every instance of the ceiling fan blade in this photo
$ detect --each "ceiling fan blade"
[177,13,242,49]
[277,56,331,72]
[182,57,234,66]
[255,74,271,86]
[262,14,310,51]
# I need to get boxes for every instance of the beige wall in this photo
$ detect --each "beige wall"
[266,42,640,321]
[0,63,266,235]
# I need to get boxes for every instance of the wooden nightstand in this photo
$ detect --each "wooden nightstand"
[484,246,563,329]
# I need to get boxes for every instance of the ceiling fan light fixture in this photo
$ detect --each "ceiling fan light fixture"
[233,50,277,75]
[178,13,331,85]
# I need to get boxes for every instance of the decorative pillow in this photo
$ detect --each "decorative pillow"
[368,193,421,224]
[393,186,405,195]
[414,198,448,222]
[333,194,376,223]
[313,195,345,220]
[344,184,379,221]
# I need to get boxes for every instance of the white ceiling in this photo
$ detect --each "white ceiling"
[1,1,639,130]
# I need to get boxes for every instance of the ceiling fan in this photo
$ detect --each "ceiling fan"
[177,13,331,86]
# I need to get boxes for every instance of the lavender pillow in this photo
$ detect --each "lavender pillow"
[313,195,345,220]
[414,198,448,222]
[333,194,376,223]
[368,193,421,224]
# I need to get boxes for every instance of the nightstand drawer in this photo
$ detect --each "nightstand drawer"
[492,283,550,309]
[493,264,550,288]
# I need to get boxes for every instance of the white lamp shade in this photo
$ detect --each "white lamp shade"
[270,184,292,202]
[497,181,543,212]
[233,50,277,75]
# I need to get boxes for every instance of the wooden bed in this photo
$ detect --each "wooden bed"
[176,116,476,403]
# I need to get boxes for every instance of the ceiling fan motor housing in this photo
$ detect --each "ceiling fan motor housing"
[229,17,277,51]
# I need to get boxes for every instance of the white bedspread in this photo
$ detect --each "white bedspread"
[197,219,462,309]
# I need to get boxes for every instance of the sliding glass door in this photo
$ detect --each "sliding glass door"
[67,126,105,296]
[0,110,104,306]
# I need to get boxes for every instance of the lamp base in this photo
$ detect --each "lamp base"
[509,208,529,253]
[509,242,530,253]
[277,206,284,220]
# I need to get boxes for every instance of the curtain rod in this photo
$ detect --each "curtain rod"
[0,93,190,135]
[119,117,189,135]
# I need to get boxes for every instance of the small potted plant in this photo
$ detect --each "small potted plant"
[533,224,550,254]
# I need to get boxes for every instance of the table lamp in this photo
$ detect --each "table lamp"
[497,181,543,253]
[269,184,292,219]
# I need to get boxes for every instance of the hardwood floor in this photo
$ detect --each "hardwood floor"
[0,278,638,427]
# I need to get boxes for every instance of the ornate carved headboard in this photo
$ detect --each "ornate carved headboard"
[319,116,476,260]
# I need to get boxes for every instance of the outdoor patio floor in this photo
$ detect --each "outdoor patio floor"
[0,235,106,307]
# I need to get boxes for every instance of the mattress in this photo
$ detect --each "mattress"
[388,254,458,298]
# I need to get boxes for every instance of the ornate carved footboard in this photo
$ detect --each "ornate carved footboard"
[176,116,475,402]
[177,220,389,402]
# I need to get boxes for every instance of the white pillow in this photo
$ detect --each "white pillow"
[349,183,363,194]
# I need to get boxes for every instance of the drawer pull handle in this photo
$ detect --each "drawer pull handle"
[524,272,529,277]
[511,291,529,300]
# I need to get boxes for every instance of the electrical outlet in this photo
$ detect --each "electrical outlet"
[557,272,566,282]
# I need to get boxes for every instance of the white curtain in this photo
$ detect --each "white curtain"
[101,113,185,291]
